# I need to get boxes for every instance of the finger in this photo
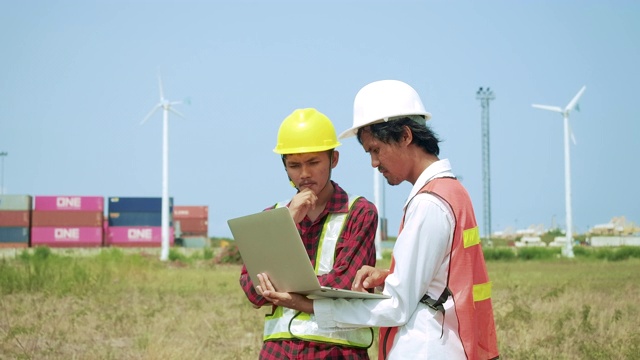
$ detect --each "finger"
[260,273,276,292]
[257,273,268,292]
[352,274,365,291]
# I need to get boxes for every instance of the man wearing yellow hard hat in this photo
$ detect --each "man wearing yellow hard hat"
[239,108,379,359]
[256,81,500,360]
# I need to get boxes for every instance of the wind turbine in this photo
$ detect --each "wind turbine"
[141,71,186,261]
[532,85,586,258]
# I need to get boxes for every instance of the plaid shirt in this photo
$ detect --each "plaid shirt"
[239,181,378,359]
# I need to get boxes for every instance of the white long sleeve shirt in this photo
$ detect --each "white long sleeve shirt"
[314,159,466,359]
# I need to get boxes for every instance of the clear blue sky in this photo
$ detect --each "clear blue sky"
[1,1,639,238]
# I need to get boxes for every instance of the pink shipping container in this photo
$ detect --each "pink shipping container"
[173,206,208,219]
[106,226,175,247]
[34,196,104,212]
[30,227,103,247]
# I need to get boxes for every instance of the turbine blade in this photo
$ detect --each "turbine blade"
[169,108,185,119]
[569,123,577,145]
[566,85,586,112]
[141,105,161,125]
[532,104,563,113]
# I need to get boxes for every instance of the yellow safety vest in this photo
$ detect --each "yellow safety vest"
[263,195,374,348]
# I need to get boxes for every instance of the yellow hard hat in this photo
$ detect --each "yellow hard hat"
[273,108,341,155]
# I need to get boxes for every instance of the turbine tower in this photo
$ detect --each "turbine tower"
[476,87,495,246]
[141,71,186,261]
[532,85,586,258]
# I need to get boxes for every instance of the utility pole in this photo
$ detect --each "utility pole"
[0,152,7,195]
[476,88,495,246]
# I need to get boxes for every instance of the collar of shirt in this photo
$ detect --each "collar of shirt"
[403,158,454,209]
[322,180,350,214]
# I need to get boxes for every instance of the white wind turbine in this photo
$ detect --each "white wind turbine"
[532,85,586,258]
[141,71,187,261]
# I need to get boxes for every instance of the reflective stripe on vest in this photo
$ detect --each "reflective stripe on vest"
[464,226,493,302]
[264,195,374,348]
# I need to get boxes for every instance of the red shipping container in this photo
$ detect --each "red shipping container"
[34,196,104,212]
[176,218,208,234]
[106,226,175,247]
[0,242,28,248]
[0,210,30,227]
[31,210,103,227]
[30,227,103,247]
[173,206,208,219]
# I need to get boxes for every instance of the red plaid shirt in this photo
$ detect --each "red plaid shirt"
[239,181,378,359]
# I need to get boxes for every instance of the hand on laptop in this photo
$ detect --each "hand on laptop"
[352,265,390,292]
[257,273,314,314]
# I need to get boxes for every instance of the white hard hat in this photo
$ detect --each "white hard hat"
[338,79,432,139]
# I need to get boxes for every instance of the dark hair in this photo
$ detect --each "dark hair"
[356,117,441,156]
[281,149,334,166]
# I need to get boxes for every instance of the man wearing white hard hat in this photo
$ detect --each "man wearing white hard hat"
[256,81,500,360]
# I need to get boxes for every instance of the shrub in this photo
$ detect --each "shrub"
[168,248,189,263]
[215,243,243,265]
[516,247,560,260]
[203,247,214,260]
[483,247,516,261]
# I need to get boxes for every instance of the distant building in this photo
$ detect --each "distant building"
[589,216,640,236]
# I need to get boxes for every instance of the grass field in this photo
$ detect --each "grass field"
[1,246,639,359]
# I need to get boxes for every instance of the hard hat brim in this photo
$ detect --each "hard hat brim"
[338,112,432,140]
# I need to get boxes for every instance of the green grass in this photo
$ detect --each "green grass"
[1,246,639,359]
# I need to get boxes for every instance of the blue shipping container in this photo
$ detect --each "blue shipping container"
[108,212,173,227]
[108,197,174,213]
[0,227,30,243]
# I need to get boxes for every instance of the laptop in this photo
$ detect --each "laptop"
[227,207,390,300]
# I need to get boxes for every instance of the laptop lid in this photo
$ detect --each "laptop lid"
[228,207,389,300]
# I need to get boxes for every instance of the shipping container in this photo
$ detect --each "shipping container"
[0,227,29,243]
[108,212,173,227]
[108,197,173,213]
[173,206,208,219]
[30,227,103,247]
[178,236,209,248]
[106,226,175,247]
[0,210,30,227]
[0,242,28,248]
[34,195,104,211]
[0,195,32,211]
[175,218,208,234]
[31,211,103,227]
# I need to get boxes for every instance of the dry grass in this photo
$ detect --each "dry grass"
[490,259,640,359]
[1,247,639,359]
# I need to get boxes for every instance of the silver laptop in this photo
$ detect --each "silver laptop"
[227,207,390,300]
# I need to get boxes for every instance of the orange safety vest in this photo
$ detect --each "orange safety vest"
[379,177,499,360]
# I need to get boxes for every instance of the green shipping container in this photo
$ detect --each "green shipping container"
[0,195,33,211]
